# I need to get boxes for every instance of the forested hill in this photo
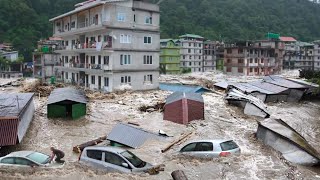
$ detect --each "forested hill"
[1,0,320,59]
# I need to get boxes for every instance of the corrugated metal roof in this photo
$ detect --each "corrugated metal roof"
[214,81,230,89]
[107,123,159,149]
[47,88,88,105]
[0,119,19,146]
[0,93,34,118]
[263,76,307,89]
[166,92,204,105]
[249,81,289,94]
[159,83,210,94]
[279,37,297,42]
[229,83,273,94]
[179,34,204,39]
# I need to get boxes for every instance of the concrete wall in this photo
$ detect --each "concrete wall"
[17,99,35,143]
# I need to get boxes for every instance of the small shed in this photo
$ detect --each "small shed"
[0,93,35,147]
[164,92,204,125]
[47,88,87,119]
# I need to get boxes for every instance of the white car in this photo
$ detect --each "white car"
[179,140,241,158]
[79,146,154,173]
[0,151,63,168]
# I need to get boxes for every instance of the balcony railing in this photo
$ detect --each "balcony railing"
[62,63,111,70]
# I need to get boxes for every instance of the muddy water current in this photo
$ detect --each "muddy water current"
[0,91,319,179]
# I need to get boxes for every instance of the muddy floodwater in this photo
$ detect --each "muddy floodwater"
[0,75,320,179]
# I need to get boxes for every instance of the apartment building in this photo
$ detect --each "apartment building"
[179,34,204,72]
[203,40,216,71]
[296,42,314,71]
[50,0,160,92]
[160,39,180,74]
[313,40,320,71]
[33,38,61,82]
[224,40,284,76]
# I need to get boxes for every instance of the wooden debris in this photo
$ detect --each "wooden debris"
[145,164,165,175]
[128,122,140,126]
[139,102,165,112]
[72,136,107,153]
[171,170,188,180]
[161,132,193,153]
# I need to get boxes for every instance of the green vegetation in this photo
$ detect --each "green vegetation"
[1,0,320,60]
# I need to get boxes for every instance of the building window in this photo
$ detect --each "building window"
[91,76,95,84]
[250,58,253,63]
[143,55,153,64]
[254,58,258,63]
[238,59,243,64]
[120,55,131,65]
[227,59,231,63]
[104,56,109,65]
[90,56,95,64]
[199,56,201,59]
[227,67,232,72]
[199,62,201,66]
[117,13,125,21]
[238,68,243,73]
[120,34,132,44]
[183,55,186,59]
[121,76,131,84]
[98,55,101,64]
[189,56,192,59]
[199,50,202,53]
[145,16,152,24]
[71,21,76,28]
[188,49,191,53]
[189,43,191,47]
[199,44,202,47]
[66,72,68,79]
[144,36,152,44]
[261,59,264,63]
[65,56,69,63]
[144,74,153,84]
[189,62,191,66]
[250,68,253,72]
[227,49,232,54]
[104,77,109,87]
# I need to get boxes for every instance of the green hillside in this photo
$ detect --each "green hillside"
[1,0,320,59]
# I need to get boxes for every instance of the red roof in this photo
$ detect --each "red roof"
[280,36,297,42]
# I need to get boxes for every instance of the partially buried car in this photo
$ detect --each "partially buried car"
[79,146,154,173]
[179,139,241,158]
[0,151,63,168]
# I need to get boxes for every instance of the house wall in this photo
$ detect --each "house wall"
[164,100,183,124]
[0,118,19,146]
[187,99,204,123]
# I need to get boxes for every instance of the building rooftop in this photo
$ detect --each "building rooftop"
[280,36,297,42]
[0,93,34,118]
[179,34,204,39]
[47,88,88,105]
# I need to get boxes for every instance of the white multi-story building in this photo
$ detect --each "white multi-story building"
[314,41,320,71]
[50,0,160,92]
[179,34,204,72]
[203,40,217,71]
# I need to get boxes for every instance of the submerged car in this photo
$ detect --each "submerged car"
[79,146,153,173]
[179,140,241,158]
[0,151,61,168]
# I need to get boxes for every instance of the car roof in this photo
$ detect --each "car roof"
[186,139,234,144]
[5,151,35,158]
[83,146,127,154]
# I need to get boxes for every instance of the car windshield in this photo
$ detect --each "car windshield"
[27,152,50,164]
[120,151,145,168]
[220,141,239,151]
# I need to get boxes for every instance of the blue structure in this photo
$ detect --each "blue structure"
[159,83,210,94]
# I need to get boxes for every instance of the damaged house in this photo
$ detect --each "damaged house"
[47,88,87,119]
[0,93,35,147]
[164,92,204,125]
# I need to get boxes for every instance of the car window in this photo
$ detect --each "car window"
[220,141,239,151]
[86,150,102,161]
[1,157,15,164]
[120,151,145,168]
[105,152,128,168]
[27,152,50,164]
[195,142,213,151]
[180,143,197,152]
[15,158,33,166]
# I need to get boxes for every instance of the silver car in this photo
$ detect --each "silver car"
[79,146,153,173]
[0,151,60,168]
[179,140,241,158]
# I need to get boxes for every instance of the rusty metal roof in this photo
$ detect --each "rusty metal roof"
[0,93,34,118]
[107,123,160,149]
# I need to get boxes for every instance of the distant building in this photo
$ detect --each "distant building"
[0,43,22,78]
[224,39,285,76]
[215,43,225,71]
[313,40,320,71]
[33,38,62,82]
[160,39,181,74]
[203,40,216,71]
[50,0,160,92]
[179,34,204,73]
[296,42,314,71]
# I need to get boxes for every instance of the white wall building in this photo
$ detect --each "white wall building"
[50,0,160,92]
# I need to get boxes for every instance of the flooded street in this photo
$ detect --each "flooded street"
[0,74,320,179]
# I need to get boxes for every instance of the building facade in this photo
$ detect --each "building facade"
[296,42,314,71]
[160,39,180,74]
[313,41,320,71]
[33,38,61,82]
[179,34,204,73]
[50,0,160,92]
[224,40,285,76]
[203,40,216,71]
